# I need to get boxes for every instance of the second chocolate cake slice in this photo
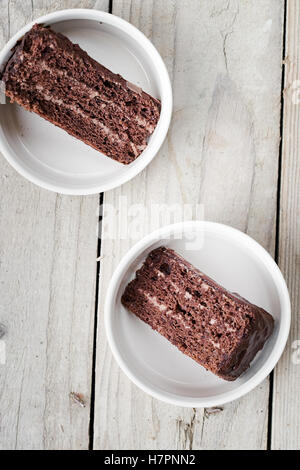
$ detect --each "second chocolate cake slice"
[1,24,161,164]
[121,247,274,381]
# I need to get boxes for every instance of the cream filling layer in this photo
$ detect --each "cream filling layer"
[151,268,237,347]
[37,60,156,133]
[24,83,145,156]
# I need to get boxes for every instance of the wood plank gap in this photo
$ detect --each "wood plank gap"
[88,193,103,450]
[267,0,288,451]
[267,374,274,450]
[89,1,114,450]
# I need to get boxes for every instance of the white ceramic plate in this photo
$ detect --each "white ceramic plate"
[0,9,172,194]
[105,221,291,407]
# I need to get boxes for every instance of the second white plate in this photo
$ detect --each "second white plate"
[105,221,290,407]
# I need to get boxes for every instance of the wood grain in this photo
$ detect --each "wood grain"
[93,0,284,450]
[0,0,108,450]
[272,0,300,450]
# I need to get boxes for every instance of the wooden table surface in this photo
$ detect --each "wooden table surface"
[0,0,299,450]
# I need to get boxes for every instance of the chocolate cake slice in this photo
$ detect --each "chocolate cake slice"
[0,24,161,164]
[121,247,274,381]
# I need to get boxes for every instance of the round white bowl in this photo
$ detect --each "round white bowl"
[0,9,172,194]
[105,221,291,407]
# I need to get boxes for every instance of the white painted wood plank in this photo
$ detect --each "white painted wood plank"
[0,0,108,450]
[272,0,300,450]
[94,0,283,450]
